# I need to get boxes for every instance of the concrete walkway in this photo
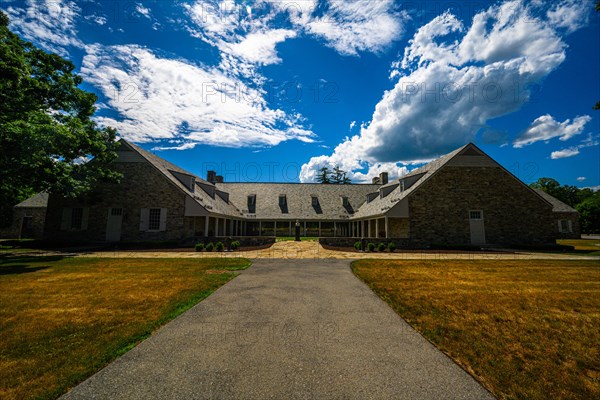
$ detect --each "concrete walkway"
[79,240,599,260]
[62,259,494,400]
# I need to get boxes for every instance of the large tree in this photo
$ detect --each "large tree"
[0,11,120,227]
[576,192,600,233]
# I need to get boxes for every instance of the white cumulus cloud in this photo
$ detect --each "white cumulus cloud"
[81,45,315,148]
[551,148,580,159]
[5,0,83,56]
[549,134,599,160]
[514,114,591,148]
[299,0,586,182]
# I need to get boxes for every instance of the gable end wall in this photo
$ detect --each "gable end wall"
[44,162,191,243]
[408,166,556,245]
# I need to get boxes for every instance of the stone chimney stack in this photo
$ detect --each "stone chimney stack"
[372,177,380,184]
[215,175,224,183]
[207,170,217,183]
[379,172,388,185]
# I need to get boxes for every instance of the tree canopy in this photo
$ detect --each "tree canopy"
[529,177,598,233]
[315,166,351,184]
[0,11,120,226]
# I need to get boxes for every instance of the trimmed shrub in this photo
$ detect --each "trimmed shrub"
[205,242,214,252]
[215,241,225,252]
[354,241,362,251]
[230,241,241,250]
[195,243,204,252]
[388,242,396,252]
[377,243,386,252]
[367,242,375,252]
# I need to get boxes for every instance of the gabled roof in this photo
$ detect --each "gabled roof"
[119,140,242,218]
[15,192,49,208]
[354,143,559,219]
[532,189,578,213]
[353,144,469,218]
[216,182,379,220]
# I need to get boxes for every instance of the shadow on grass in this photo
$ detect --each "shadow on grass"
[0,264,51,275]
[0,255,65,265]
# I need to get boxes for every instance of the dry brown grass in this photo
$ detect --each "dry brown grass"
[352,259,600,400]
[0,256,250,400]
[558,238,600,253]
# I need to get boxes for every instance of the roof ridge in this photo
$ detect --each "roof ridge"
[120,139,211,185]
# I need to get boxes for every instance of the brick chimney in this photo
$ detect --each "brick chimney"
[379,172,388,185]
[207,170,217,183]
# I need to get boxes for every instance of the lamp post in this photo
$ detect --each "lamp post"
[295,219,301,241]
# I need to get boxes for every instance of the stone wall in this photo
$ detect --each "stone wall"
[45,162,192,243]
[0,207,46,239]
[388,217,409,238]
[408,166,556,246]
[553,211,580,239]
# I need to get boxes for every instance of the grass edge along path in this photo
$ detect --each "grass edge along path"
[351,259,600,400]
[0,256,251,400]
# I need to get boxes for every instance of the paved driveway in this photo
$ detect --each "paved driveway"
[62,259,494,400]
[79,240,598,260]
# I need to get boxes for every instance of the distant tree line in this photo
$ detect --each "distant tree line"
[530,177,599,233]
[315,166,352,184]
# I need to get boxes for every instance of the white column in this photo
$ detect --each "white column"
[385,216,389,239]
[318,221,321,237]
[259,221,262,236]
[367,220,371,238]
[334,222,337,237]
[204,216,209,237]
[303,221,307,236]
[274,221,277,237]
[230,219,234,236]
[289,221,292,236]
[375,219,379,238]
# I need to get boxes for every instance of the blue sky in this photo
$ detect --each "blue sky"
[4,0,599,188]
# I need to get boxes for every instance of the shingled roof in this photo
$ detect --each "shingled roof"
[120,140,243,218]
[532,189,578,213]
[15,192,49,208]
[216,182,379,220]
[353,144,469,219]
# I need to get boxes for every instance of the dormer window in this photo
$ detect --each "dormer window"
[279,195,287,207]
[247,194,256,213]
[341,196,349,206]
[311,196,319,206]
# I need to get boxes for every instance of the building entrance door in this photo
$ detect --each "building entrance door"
[469,210,486,245]
[106,208,123,242]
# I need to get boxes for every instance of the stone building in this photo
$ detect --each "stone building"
[36,139,578,245]
[0,193,48,239]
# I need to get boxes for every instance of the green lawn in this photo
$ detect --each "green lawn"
[352,259,600,400]
[0,256,251,400]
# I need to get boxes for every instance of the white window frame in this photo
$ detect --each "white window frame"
[469,210,483,220]
[558,219,572,233]
[140,208,167,232]
[61,207,89,231]
[148,208,162,231]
